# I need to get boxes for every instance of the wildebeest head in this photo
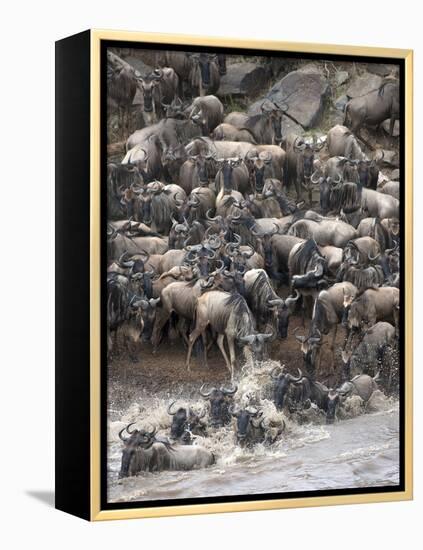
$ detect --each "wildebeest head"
[261,100,288,145]
[294,328,323,376]
[196,53,217,88]
[270,366,303,410]
[130,296,160,341]
[185,242,216,277]
[268,290,301,338]
[231,406,265,447]
[238,332,273,363]
[136,74,160,113]
[167,401,188,438]
[326,389,340,424]
[200,383,237,428]
[217,157,243,194]
[347,295,368,330]
[246,150,273,193]
[119,423,157,478]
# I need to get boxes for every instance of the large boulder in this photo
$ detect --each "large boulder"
[346,72,383,98]
[248,66,329,129]
[217,62,270,97]
[366,63,398,77]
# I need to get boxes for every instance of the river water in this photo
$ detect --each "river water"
[107,361,400,503]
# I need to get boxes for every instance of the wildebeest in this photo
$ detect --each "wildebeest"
[167,401,207,439]
[270,366,303,410]
[212,123,257,144]
[189,53,220,96]
[347,287,400,334]
[326,124,365,159]
[199,383,238,428]
[337,373,379,402]
[244,269,300,337]
[288,217,357,248]
[342,321,396,382]
[186,291,273,379]
[283,134,324,201]
[188,95,224,135]
[294,281,358,372]
[136,67,179,123]
[344,79,399,146]
[119,424,214,477]
[107,52,137,137]
[225,100,288,145]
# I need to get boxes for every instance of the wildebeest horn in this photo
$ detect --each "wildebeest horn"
[268,298,284,307]
[174,193,185,207]
[332,173,342,184]
[368,250,380,261]
[149,298,160,307]
[308,329,322,344]
[288,368,303,383]
[118,427,129,442]
[242,246,255,258]
[239,334,256,344]
[285,290,301,308]
[199,383,214,397]
[167,401,179,415]
[293,326,308,343]
[311,172,322,186]
[259,332,274,341]
[250,224,262,237]
[126,422,137,434]
[270,366,282,379]
[200,276,215,289]
[118,251,135,268]
[222,384,238,396]
[206,209,218,221]
[207,235,222,249]
[147,426,157,437]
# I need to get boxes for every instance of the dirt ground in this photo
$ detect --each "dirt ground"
[107,314,346,408]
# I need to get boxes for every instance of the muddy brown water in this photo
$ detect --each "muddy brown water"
[107,315,400,503]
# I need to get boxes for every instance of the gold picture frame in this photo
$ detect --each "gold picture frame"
[55,29,413,521]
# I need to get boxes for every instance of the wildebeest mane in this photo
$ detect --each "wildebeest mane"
[290,239,322,275]
[337,264,384,292]
[249,271,276,323]
[330,182,361,213]
[222,292,255,338]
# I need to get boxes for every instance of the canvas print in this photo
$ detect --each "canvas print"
[105,45,402,505]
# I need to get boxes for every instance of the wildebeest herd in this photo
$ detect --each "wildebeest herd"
[106,49,401,478]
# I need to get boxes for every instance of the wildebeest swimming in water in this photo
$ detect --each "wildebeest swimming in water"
[119,423,215,477]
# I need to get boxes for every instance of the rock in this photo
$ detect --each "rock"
[334,94,349,111]
[335,71,349,87]
[297,63,322,74]
[382,118,400,137]
[250,69,329,129]
[366,63,397,77]
[390,168,400,181]
[346,72,383,98]
[381,149,399,168]
[217,62,270,97]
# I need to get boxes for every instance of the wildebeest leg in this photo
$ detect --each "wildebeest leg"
[389,116,396,137]
[152,310,171,353]
[186,318,209,370]
[330,325,338,370]
[216,334,231,374]
[202,332,209,369]
[227,336,237,380]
